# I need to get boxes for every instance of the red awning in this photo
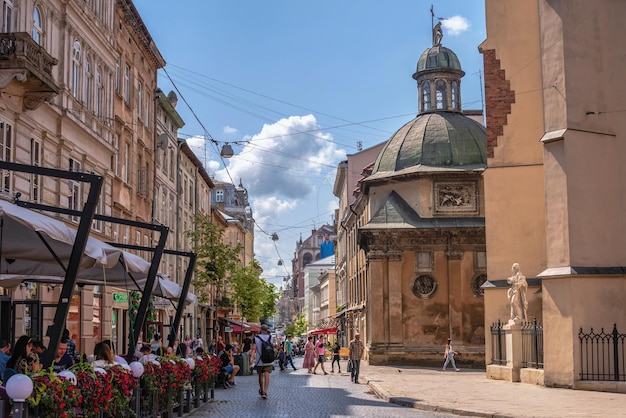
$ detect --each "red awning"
[229,324,247,333]
[309,327,338,335]
[245,324,261,334]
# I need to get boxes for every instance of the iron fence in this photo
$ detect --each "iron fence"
[579,324,626,381]
[521,318,543,369]
[490,319,506,365]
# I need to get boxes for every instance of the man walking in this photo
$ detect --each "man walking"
[252,324,274,399]
[283,335,297,371]
[348,333,364,384]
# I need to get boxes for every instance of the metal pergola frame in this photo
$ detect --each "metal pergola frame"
[0,161,196,366]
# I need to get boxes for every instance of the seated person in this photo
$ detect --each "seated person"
[219,344,240,388]
[139,344,158,362]
[52,338,74,373]
[92,342,116,367]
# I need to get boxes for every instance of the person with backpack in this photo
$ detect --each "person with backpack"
[252,324,274,399]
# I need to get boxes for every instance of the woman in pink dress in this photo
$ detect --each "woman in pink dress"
[302,336,316,373]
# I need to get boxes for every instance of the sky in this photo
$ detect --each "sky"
[133,1,487,289]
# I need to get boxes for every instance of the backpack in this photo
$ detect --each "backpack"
[257,335,274,364]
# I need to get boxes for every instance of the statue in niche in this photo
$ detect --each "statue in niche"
[507,263,528,323]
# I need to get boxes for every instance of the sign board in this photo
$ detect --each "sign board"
[152,301,170,308]
[224,326,233,333]
[113,293,128,303]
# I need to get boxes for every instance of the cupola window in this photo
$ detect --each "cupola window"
[436,80,447,110]
[451,81,459,110]
[422,81,431,111]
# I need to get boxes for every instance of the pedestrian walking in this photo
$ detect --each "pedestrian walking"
[283,335,297,371]
[442,338,460,372]
[303,336,316,373]
[312,338,328,375]
[348,333,364,384]
[252,324,274,399]
[331,341,341,373]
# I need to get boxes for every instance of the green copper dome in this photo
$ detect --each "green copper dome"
[417,46,462,72]
[372,112,486,175]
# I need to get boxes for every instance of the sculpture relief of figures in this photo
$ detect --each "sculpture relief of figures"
[507,263,528,323]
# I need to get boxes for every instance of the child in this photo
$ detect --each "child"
[277,345,286,371]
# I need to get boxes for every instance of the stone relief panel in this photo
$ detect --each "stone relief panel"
[433,181,478,215]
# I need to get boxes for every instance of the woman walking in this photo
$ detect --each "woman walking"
[330,342,341,373]
[302,336,316,373]
[442,338,460,372]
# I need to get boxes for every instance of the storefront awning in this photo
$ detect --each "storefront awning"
[309,327,338,335]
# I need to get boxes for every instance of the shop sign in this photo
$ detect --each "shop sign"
[224,326,233,333]
[113,293,128,303]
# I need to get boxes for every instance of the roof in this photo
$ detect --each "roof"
[360,191,484,230]
[416,45,462,72]
[369,112,486,180]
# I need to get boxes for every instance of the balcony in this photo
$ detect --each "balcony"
[0,32,59,110]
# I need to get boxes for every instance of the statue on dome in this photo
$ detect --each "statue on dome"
[433,21,443,46]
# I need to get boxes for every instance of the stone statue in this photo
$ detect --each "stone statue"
[507,263,528,322]
[433,22,443,46]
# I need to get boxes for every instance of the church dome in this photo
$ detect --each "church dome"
[371,112,486,176]
[416,45,462,72]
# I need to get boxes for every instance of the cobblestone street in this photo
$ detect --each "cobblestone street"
[187,358,464,418]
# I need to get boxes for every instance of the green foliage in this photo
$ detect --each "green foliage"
[231,260,279,322]
[188,214,243,304]
[285,314,308,336]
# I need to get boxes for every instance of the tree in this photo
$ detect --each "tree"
[231,260,279,322]
[284,313,308,337]
[188,214,242,305]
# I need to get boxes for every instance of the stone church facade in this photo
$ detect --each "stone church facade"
[358,27,488,366]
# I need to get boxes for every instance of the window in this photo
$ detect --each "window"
[137,82,143,119]
[122,142,130,183]
[2,0,13,33]
[95,66,103,117]
[451,81,459,110]
[0,120,13,194]
[68,158,82,222]
[84,57,92,108]
[72,42,81,97]
[111,134,120,177]
[421,81,430,112]
[436,80,447,110]
[169,148,175,181]
[115,58,120,93]
[144,93,150,127]
[32,6,42,44]
[124,64,130,103]
[216,189,224,202]
[30,139,42,202]
[412,274,437,299]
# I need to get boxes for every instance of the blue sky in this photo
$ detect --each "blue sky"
[134,0,487,288]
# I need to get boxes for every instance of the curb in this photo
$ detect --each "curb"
[364,376,516,418]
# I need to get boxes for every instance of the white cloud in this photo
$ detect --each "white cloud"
[223,125,237,134]
[211,114,346,287]
[442,16,470,36]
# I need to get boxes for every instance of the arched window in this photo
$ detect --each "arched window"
[84,57,92,108]
[72,41,81,97]
[451,81,459,110]
[436,80,447,110]
[421,81,431,111]
[32,6,43,45]
[95,66,103,117]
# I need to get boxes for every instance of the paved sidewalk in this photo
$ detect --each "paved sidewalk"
[359,363,625,418]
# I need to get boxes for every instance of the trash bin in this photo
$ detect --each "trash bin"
[240,353,251,375]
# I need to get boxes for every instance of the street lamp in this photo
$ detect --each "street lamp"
[5,374,33,418]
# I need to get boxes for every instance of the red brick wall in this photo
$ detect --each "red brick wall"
[481,49,515,158]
